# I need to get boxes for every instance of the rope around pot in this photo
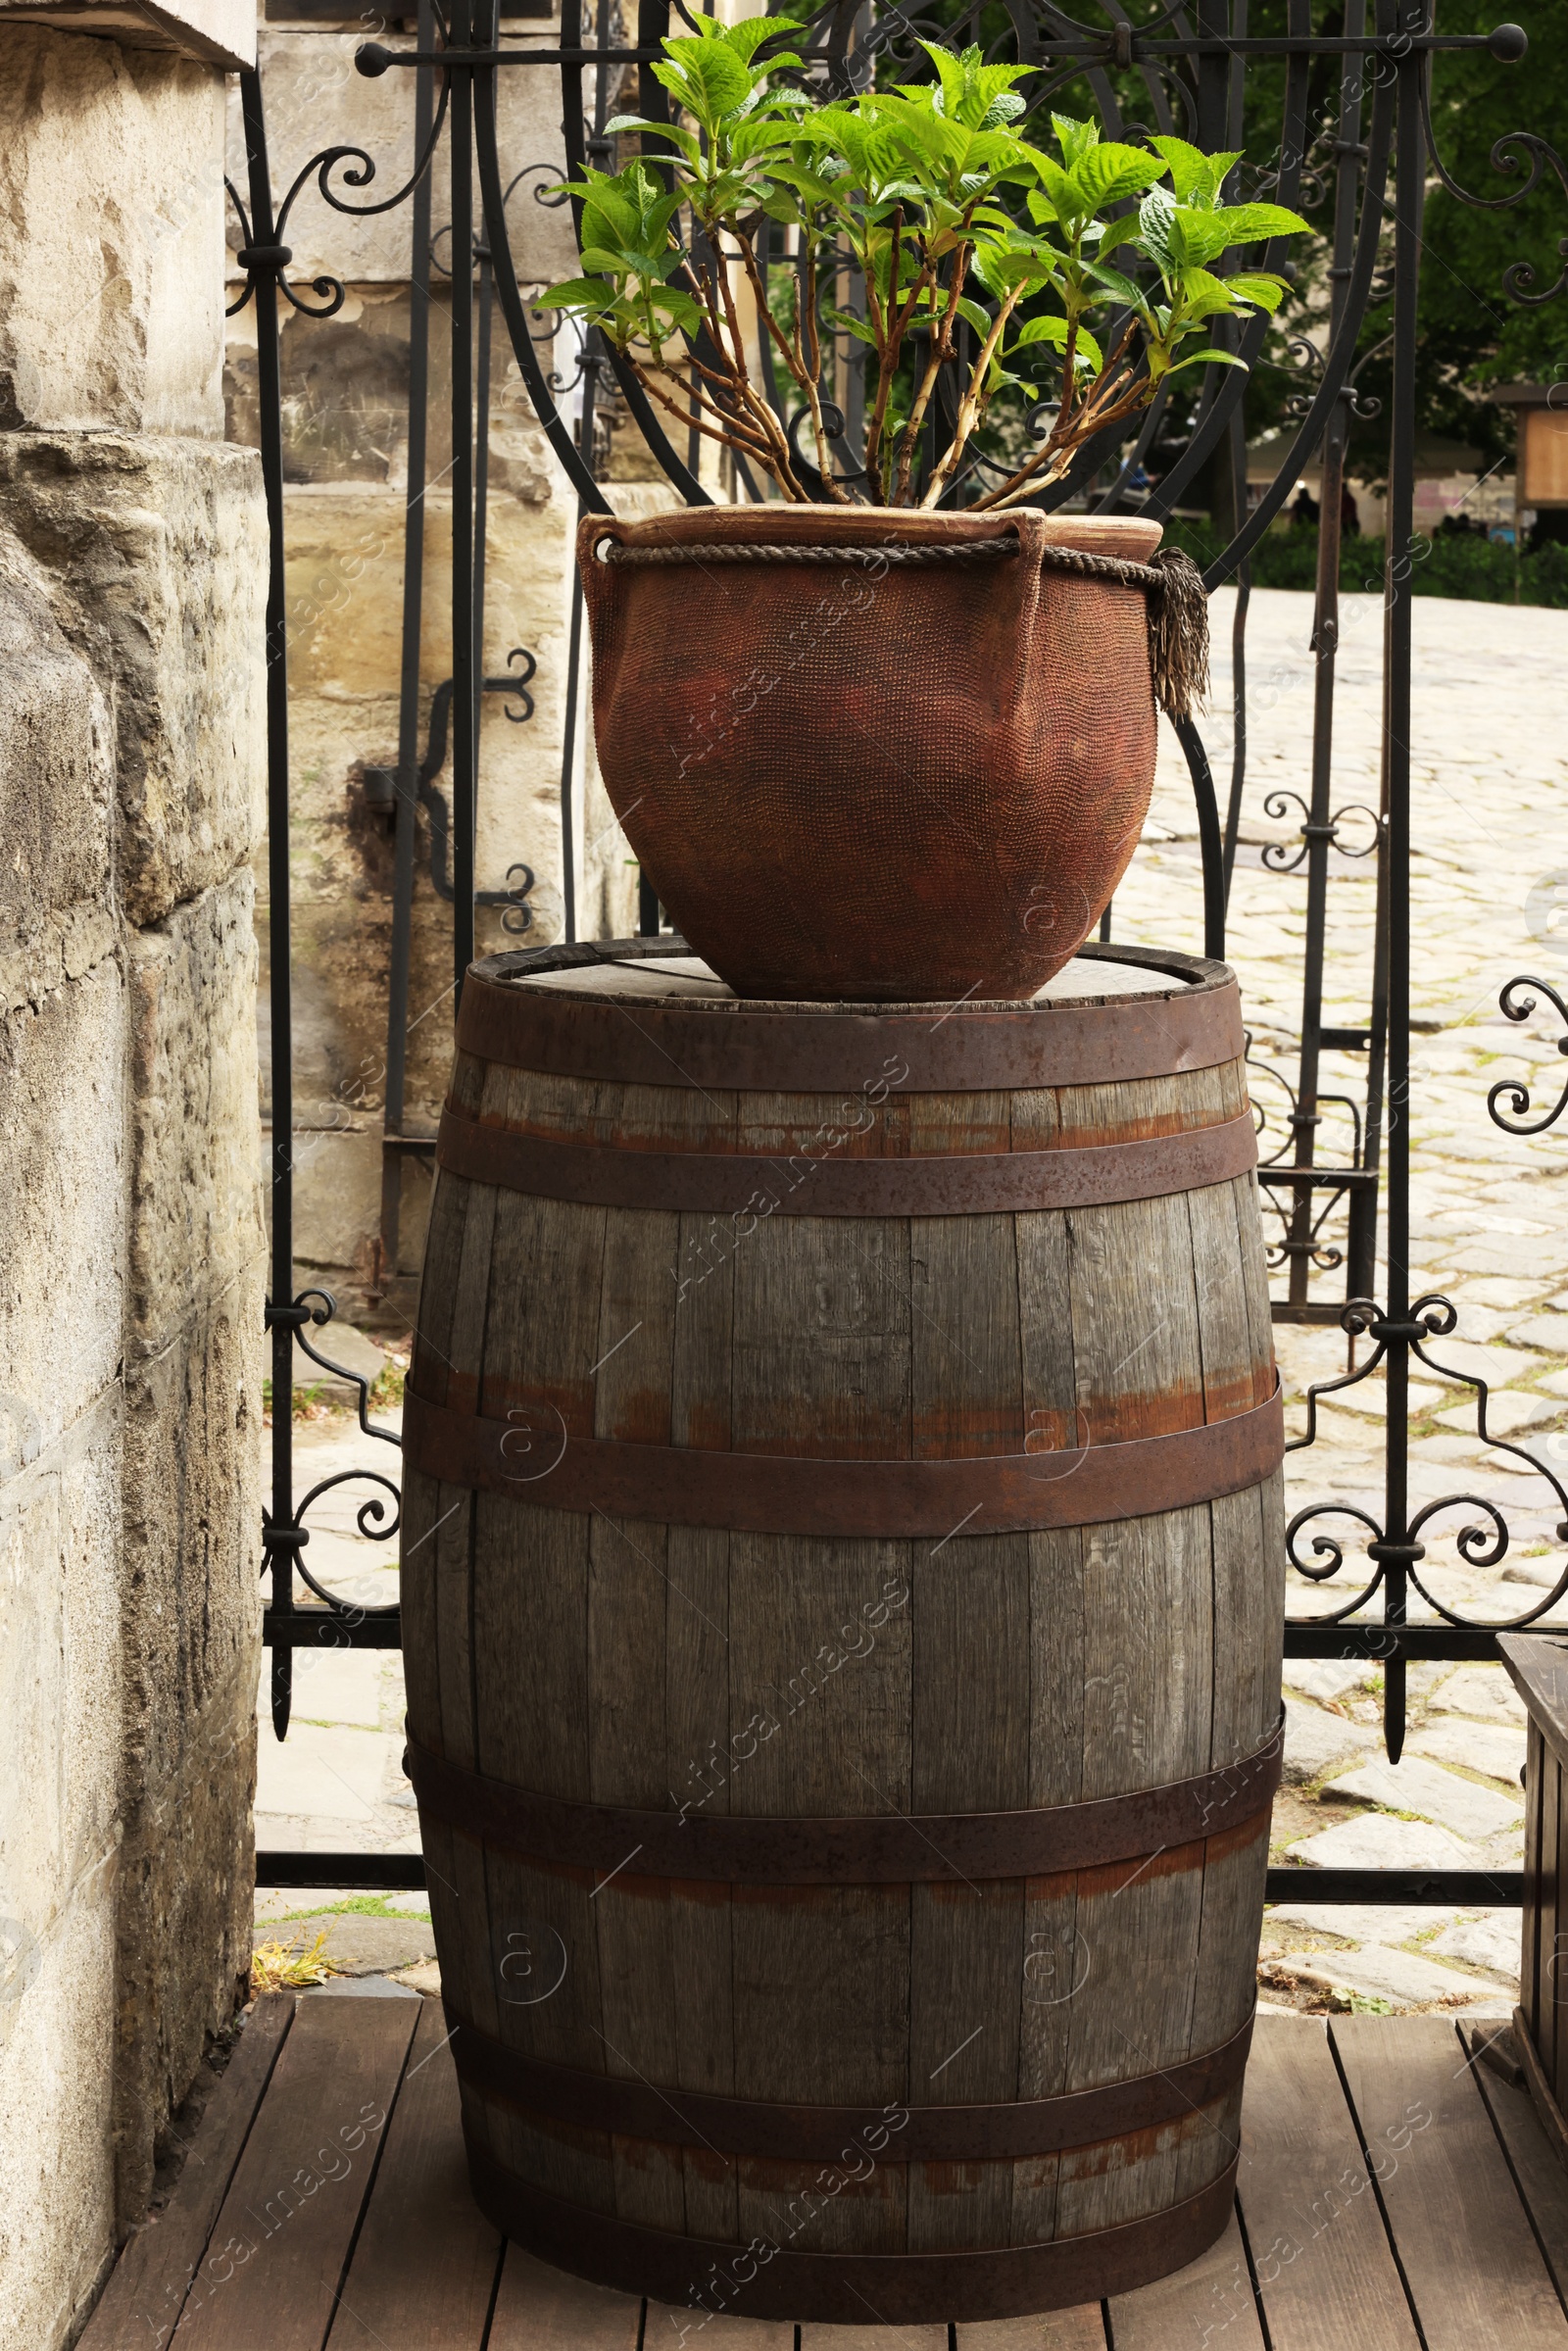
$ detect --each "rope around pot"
[595,534,1210,725]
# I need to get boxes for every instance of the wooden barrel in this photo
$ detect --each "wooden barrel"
[401,938,1286,2324]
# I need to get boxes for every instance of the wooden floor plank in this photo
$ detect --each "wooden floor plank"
[957,2305,1108,2348]
[169,1990,420,2350]
[81,1996,295,2351]
[801,2328,947,2351]
[324,1996,502,2347]
[1104,2211,1264,2350]
[647,2302,794,2351]
[1235,2015,1421,2350]
[485,2246,643,2351]
[1332,2014,1568,2351]
[1470,2041,1568,2311]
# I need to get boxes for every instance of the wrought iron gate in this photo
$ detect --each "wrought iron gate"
[235,0,1568,1907]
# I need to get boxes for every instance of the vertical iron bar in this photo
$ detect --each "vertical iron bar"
[451,0,477,1004]
[555,0,612,946]
[378,0,436,1295]
[1285,1,1367,1316]
[242,69,296,1742]
[474,242,493,761]
[1376,18,1424,1766]
[1222,405,1250,904]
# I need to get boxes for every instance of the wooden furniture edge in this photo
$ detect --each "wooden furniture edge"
[1513,2001,1568,2184]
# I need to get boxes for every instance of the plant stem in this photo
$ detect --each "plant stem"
[919,285,1025,509]
[892,236,968,506]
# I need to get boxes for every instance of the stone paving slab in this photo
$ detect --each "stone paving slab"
[1287,1814,1482,1873]
[1324,1756,1523,1841]
[1283,1660,1379,1704]
[1431,1912,1524,1977]
[1429,1674,1523,1730]
[1407,1718,1528,1786]
[1282,1697,1383,1787]
[251,1911,434,1977]
[1263,1944,1508,2011]
[256,1722,406,1822]
[1264,1904,1462,1947]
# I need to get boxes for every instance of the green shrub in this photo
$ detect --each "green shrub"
[1156,514,1568,607]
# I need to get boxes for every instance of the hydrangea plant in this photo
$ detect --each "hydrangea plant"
[544,19,1307,509]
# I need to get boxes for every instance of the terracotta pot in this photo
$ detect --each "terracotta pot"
[579,504,1163,1003]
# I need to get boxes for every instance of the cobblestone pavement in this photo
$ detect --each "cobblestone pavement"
[256,586,1568,2013]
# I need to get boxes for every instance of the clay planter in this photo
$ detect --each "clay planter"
[579,504,1164,1003]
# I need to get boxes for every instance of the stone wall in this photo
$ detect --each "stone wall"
[0,21,265,2348]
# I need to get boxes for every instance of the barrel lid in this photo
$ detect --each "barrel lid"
[460,939,1243,1093]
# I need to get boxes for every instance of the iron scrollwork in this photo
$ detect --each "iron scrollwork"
[1489,975,1568,1137]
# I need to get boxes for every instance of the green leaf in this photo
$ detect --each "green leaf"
[1165,345,1249,374]
[1137,185,1177,269]
[1011,314,1070,349]
[1051,113,1100,171]
[720,13,802,64]
[652,38,754,129]
[1149,134,1242,206]
[825,307,881,347]
[1172,264,1247,321]
[1086,259,1145,306]
[1072,142,1165,211]
[540,274,619,311]
[1223,270,1290,313]
[1208,201,1312,246]
[1009,317,1102,371]
[1033,155,1081,220]
[1166,210,1235,269]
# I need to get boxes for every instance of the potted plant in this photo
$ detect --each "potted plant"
[548,22,1306,1001]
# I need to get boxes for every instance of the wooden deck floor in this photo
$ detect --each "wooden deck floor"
[81,1989,1568,2351]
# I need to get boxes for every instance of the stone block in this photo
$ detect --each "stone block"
[0,523,113,1013]
[0,433,266,924]
[112,1658,255,2222]
[121,1292,263,1811]
[0,960,127,1469]
[284,1121,383,1274]
[0,1835,118,2351]
[0,1410,123,1970]
[0,31,227,434]
[126,869,266,1358]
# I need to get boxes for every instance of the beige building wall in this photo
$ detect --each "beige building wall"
[0,13,265,2345]
[224,13,680,1322]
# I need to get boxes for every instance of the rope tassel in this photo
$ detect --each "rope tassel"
[1146,547,1211,726]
